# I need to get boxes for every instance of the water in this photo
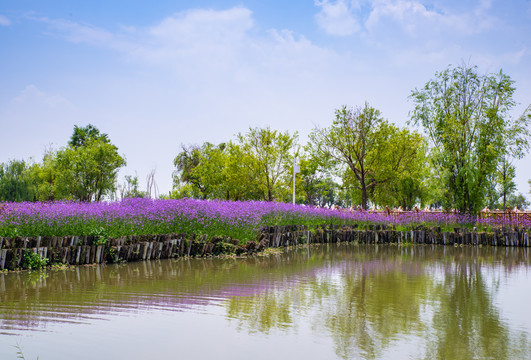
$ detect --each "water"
[1,244,531,360]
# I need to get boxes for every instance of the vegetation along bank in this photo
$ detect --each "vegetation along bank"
[1,198,530,271]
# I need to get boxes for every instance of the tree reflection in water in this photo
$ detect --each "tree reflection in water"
[224,245,531,359]
[1,244,530,359]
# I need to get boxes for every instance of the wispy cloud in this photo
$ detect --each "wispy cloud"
[0,14,11,26]
[35,15,132,51]
[6,3,531,195]
[11,85,73,109]
[31,6,345,82]
[315,0,498,38]
[314,0,360,36]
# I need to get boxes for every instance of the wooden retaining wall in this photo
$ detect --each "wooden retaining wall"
[1,225,530,270]
[259,225,531,248]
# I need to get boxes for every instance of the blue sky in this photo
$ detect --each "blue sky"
[1,0,530,200]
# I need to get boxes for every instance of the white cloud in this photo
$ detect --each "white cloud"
[11,85,73,109]
[37,16,132,52]
[133,7,254,72]
[36,6,346,81]
[0,14,11,26]
[25,8,365,192]
[315,0,360,36]
[20,5,530,194]
[313,0,498,40]
[365,0,496,37]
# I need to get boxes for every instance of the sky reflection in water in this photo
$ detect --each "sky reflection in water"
[1,244,531,360]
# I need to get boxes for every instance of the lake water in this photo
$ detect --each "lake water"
[1,244,531,360]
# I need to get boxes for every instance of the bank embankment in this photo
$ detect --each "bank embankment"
[1,225,530,270]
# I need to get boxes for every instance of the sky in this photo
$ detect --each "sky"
[1,0,530,199]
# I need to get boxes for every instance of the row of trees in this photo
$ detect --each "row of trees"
[0,125,126,202]
[1,64,530,212]
[170,106,434,210]
[172,64,531,212]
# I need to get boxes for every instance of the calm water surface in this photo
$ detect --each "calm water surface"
[1,244,531,359]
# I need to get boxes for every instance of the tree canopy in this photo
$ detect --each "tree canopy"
[172,128,298,202]
[2,64,530,210]
[309,103,427,209]
[410,64,531,212]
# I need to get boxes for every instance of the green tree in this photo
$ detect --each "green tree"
[496,159,517,209]
[173,144,205,197]
[506,193,529,210]
[172,141,263,201]
[310,103,425,209]
[485,173,500,209]
[54,138,126,201]
[69,124,109,148]
[119,174,147,199]
[0,159,36,202]
[223,142,264,201]
[237,127,298,201]
[410,65,531,213]
[27,149,64,201]
[369,132,432,209]
[297,155,340,207]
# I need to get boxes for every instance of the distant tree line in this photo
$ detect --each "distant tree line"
[0,125,126,202]
[171,64,531,212]
[1,64,530,212]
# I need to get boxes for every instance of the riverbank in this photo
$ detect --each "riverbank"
[1,225,530,271]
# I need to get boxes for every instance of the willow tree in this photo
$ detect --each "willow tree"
[310,103,425,209]
[410,65,530,213]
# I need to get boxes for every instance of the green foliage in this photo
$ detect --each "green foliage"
[23,251,48,270]
[237,127,298,201]
[54,138,126,201]
[8,125,126,202]
[27,149,63,201]
[496,159,517,209]
[296,147,340,207]
[172,142,243,200]
[69,124,109,148]
[410,64,530,213]
[119,174,146,199]
[0,159,36,202]
[0,226,19,238]
[173,127,298,202]
[506,193,530,210]
[90,226,109,246]
[310,102,427,209]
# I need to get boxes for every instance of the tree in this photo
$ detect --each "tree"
[145,169,158,199]
[485,173,500,209]
[0,159,36,202]
[496,160,517,209]
[237,127,298,201]
[69,124,109,148]
[296,153,340,207]
[410,64,530,213]
[173,142,230,200]
[368,132,432,209]
[506,193,529,210]
[222,142,264,201]
[54,138,126,201]
[27,148,65,201]
[173,144,204,197]
[119,174,147,199]
[310,103,425,209]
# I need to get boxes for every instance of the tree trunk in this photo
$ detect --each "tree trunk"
[360,173,368,210]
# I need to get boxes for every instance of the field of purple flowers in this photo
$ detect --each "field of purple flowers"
[0,199,528,242]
